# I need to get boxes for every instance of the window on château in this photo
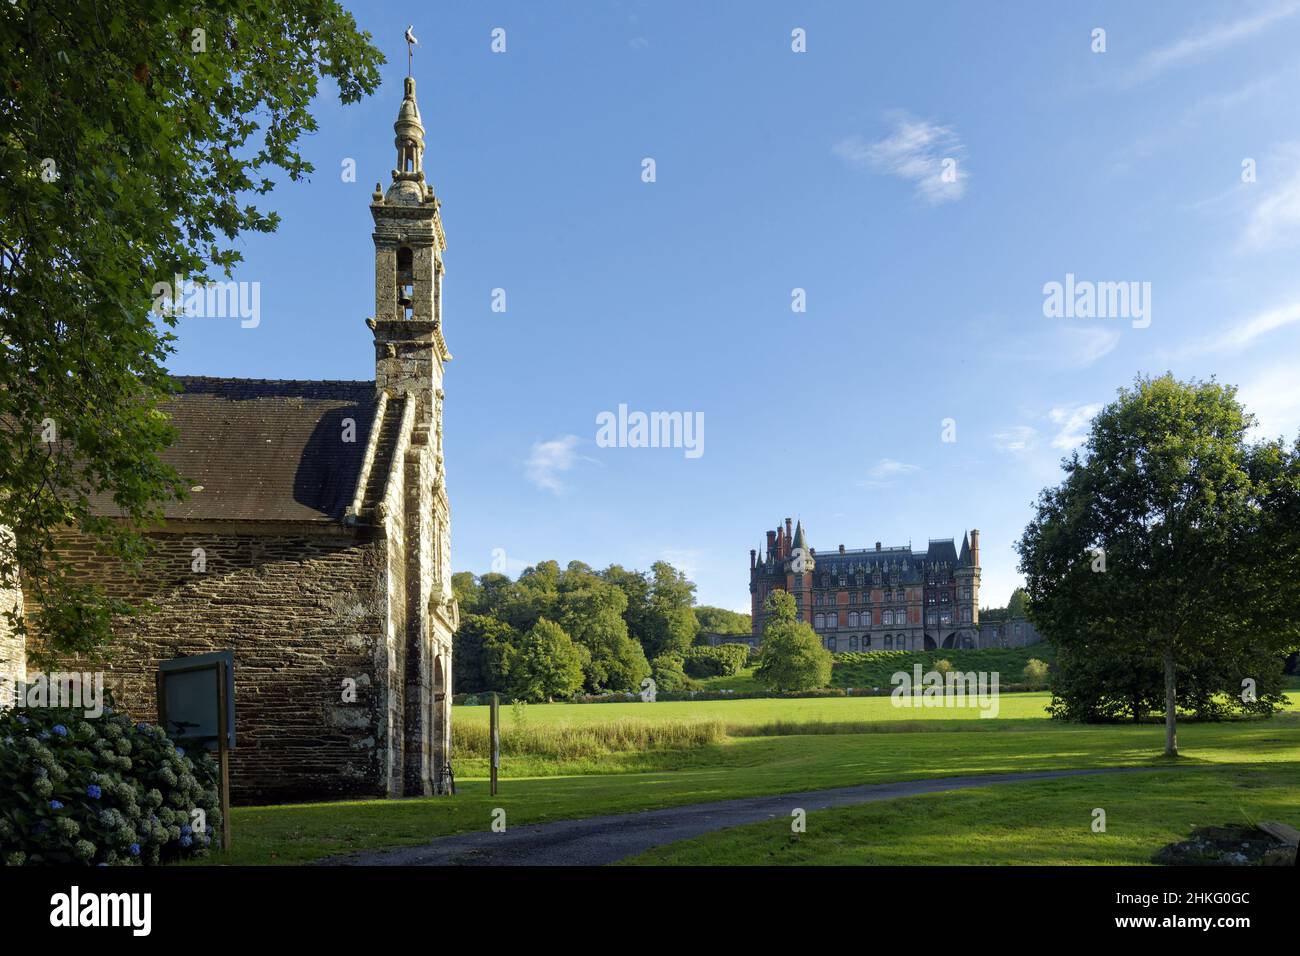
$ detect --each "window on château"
[814,613,824,629]
[885,635,893,649]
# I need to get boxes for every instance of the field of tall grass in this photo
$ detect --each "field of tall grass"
[452,717,727,761]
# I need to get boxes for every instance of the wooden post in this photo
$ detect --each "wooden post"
[490,692,499,796]
[215,661,233,851]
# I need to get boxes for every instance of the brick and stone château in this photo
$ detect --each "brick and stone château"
[750,519,1026,652]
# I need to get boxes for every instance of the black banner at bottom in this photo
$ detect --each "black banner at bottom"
[0,864,1288,942]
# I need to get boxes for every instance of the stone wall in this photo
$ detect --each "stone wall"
[24,526,393,804]
[0,557,25,703]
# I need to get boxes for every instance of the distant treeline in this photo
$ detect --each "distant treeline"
[451,561,750,701]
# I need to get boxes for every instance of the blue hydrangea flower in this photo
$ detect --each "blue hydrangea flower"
[180,835,193,848]
[86,784,102,799]
[16,715,29,725]
[129,843,141,856]
[49,800,63,810]
[52,725,68,737]
[174,745,185,756]
[180,824,192,836]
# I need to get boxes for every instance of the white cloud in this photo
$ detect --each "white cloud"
[1239,364,1300,438]
[1126,1,1300,84]
[1060,326,1121,366]
[834,114,967,204]
[1172,298,1300,356]
[993,425,1037,454]
[525,434,584,494]
[1048,403,1102,450]
[859,458,921,489]
[1242,161,1300,249]
[659,548,705,578]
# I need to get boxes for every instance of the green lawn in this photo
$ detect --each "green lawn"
[455,689,1059,729]
[623,763,1300,865]
[206,698,1300,865]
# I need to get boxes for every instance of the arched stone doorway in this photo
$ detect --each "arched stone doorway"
[923,634,937,651]
[433,654,449,793]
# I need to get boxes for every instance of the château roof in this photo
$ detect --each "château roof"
[88,377,380,524]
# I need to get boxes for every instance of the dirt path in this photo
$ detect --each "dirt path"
[324,767,1149,866]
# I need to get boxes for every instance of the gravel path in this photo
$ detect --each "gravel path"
[324,767,1149,866]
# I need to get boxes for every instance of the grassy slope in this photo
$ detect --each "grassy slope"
[831,645,1056,688]
[209,704,1300,865]
[622,763,1300,865]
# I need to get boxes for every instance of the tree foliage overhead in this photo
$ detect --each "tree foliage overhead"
[1,1,384,663]
[1017,375,1300,754]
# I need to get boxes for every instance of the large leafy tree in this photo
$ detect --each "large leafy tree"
[555,568,649,693]
[451,613,518,695]
[754,590,831,692]
[1018,375,1300,756]
[641,561,699,658]
[508,618,587,703]
[1,1,383,664]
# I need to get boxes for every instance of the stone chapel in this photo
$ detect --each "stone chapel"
[0,74,457,804]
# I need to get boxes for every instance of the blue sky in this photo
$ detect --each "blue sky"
[167,1,1300,612]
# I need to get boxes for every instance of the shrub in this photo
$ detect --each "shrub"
[1022,658,1050,690]
[682,644,750,678]
[934,659,953,676]
[0,694,221,866]
[650,654,695,694]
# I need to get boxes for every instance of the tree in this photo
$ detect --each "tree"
[555,567,649,693]
[509,619,587,703]
[1,2,383,664]
[641,561,699,658]
[1007,588,1029,618]
[650,653,694,694]
[1022,658,1049,690]
[1018,375,1300,756]
[451,572,481,616]
[693,605,751,638]
[451,614,519,694]
[601,564,652,649]
[754,590,831,692]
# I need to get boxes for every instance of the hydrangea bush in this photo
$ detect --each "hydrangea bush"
[0,693,222,865]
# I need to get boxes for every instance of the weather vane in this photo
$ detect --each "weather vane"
[404,25,418,77]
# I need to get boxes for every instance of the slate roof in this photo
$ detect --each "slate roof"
[89,377,379,523]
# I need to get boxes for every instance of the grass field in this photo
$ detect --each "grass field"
[206,689,1300,865]
[622,763,1300,865]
